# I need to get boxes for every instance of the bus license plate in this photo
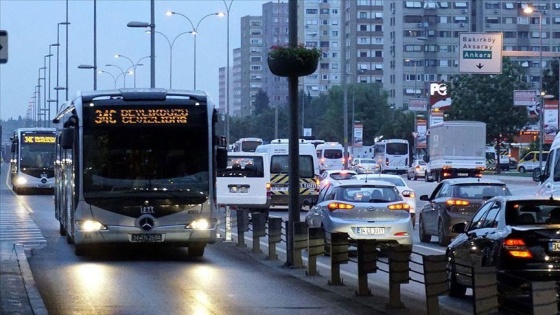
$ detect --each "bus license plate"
[549,242,560,252]
[271,186,288,191]
[131,234,163,243]
[357,227,385,235]
[457,173,468,177]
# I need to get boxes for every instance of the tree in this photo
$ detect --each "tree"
[447,58,529,144]
[543,59,560,101]
[253,89,270,116]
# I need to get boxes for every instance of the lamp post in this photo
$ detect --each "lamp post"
[78,64,97,89]
[56,22,70,113]
[524,6,545,171]
[47,44,58,124]
[106,64,127,88]
[126,16,156,88]
[98,70,117,89]
[223,0,233,144]
[166,10,225,90]
[145,30,191,88]
[114,54,149,88]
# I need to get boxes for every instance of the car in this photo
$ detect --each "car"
[305,179,413,249]
[318,169,357,190]
[351,173,417,228]
[446,195,560,299]
[418,177,511,246]
[349,158,380,174]
[517,150,549,173]
[407,159,427,180]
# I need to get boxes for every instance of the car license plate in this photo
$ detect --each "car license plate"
[457,173,468,177]
[357,227,385,235]
[271,186,288,191]
[131,234,163,243]
[549,242,560,252]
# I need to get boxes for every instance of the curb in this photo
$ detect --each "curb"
[15,243,48,314]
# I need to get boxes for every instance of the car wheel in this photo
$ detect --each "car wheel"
[518,167,525,173]
[419,215,431,243]
[425,172,430,182]
[438,219,451,246]
[407,172,411,180]
[413,173,417,181]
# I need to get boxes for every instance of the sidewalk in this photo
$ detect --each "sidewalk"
[0,165,47,315]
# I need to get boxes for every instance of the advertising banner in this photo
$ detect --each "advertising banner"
[430,111,444,127]
[544,101,559,144]
[409,98,428,112]
[353,122,363,147]
[514,90,539,106]
[416,118,427,149]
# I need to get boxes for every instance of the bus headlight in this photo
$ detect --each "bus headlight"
[188,219,210,230]
[15,176,28,185]
[76,220,107,232]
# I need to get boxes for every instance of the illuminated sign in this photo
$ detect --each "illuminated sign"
[94,108,189,125]
[23,135,56,143]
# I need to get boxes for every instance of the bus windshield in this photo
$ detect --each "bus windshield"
[82,107,209,202]
[20,132,56,173]
[241,140,262,152]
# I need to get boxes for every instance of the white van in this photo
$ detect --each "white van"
[216,152,271,212]
[534,133,559,195]
[265,139,320,206]
[316,142,344,172]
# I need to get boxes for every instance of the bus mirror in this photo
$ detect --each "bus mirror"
[423,155,429,163]
[532,168,542,182]
[217,147,228,169]
[61,129,74,150]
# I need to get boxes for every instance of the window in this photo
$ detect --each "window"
[454,2,467,8]
[306,9,318,14]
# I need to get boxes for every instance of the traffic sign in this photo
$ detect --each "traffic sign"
[0,30,7,64]
[459,32,502,74]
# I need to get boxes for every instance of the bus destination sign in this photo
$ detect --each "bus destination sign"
[23,135,56,143]
[94,108,189,125]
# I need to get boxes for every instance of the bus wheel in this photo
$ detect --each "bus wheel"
[188,244,205,258]
[59,222,66,236]
[74,244,87,256]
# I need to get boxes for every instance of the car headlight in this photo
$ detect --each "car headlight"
[15,176,28,185]
[188,219,210,230]
[76,220,107,232]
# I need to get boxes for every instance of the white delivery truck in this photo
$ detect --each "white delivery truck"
[534,132,560,195]
[425,121,487,182]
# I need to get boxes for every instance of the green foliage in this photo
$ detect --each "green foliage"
[543,58,560,100]
[253,89,270,116]
[446,58,529,144]
[268,44,322,60]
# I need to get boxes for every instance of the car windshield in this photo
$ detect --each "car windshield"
[330,172,355,180]
[358,159,376,164]
[453,184,510,199]
[505,201,560,225]
[375,177,405,187]
[338,185,401,203]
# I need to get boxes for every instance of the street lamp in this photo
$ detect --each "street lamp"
[145,30,191,88]
[78,64,97,90]
[56,21,70,113]
[114,54,149,88]
[223,0,233,145]
[524,6,545,171]
[166,10,225,90]
[126,18,156,88]
[98,70,117,89]
[106,64,127,88]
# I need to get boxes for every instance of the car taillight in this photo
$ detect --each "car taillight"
[321,158,325,164]
[446,199,470,206]
[402,190,415,198]
[388,203,410,211]
[415,166,420,170]
[266,183,271,198]
[328,202,354,211]
[504,238,533,258]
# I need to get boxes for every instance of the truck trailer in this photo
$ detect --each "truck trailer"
[425,121,486,182]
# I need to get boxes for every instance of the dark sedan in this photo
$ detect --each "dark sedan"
[418,178,510,246]
[446,195,560,299]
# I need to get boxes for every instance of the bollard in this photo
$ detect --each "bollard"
[267,217,282,260]
[472,266,498,314]
[292,222,308,268]
[223,206,233,242]
[307,227,325,276]
[386,245,411,309]
[423,254,447,315]
[531,281,557,314]
[329,232,349,286]
[356,240,377,296]
[236,208,249,247]
[251,212,266,253]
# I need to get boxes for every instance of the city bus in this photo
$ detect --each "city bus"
[373,139,410,174]
[52,89,227,257]
[9,127,57,194]
[232,137,264,152]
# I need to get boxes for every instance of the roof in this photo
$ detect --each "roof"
[332,179,397,188]
[441,177,506,185]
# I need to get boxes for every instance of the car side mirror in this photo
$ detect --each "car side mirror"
[419,194,430,201]
[451,222,467,233]
[532,168,543,182]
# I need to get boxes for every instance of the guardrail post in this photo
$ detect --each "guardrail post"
[292,222,307,268]
[423,254,447,315]
[531,281,557,314]
[472,266,498,314]
[267,217,282,260]
[386,245,411,309]
[307,227,324,276]
[251,212,266,253]
[356,239,377,296]
[329,232,349,286]
[236,208,248,247]
[222,206,233,242]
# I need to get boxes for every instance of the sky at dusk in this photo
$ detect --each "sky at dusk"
[0,0,270,120]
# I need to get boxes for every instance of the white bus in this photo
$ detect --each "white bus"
[316,142,344,172]
[373,139,410,174]
[9,127,57,194]
[52,89,228,257]
[232,137,264,152]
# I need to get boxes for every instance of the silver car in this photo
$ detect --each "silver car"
[306,179,413,247]
[407,159,426,180]
[350,158,380,174]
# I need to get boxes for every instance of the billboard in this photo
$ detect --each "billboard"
[353,122,363,147]
[409,98,428,112]
[416,118,427,149]
[513,90,539,106]
[544,101,559,144]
